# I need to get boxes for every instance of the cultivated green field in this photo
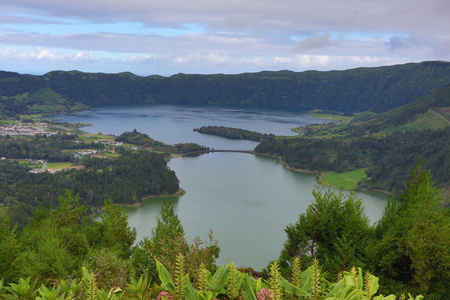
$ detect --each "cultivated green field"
[79,133,114,142]
[47,162,73,169]
[102,152,121,157]
[321,168,367,190]
[383,110,450,134]
[308,111,354,122]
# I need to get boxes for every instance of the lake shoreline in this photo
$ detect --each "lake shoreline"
[58,104,387,270]
[88,188,185,218]
[254,152,391,195]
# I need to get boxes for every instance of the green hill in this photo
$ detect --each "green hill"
[1,61,450,116]
[352,83,450,134]
[255,84,450,195]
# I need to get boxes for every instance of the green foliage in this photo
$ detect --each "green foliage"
[82,267,100,300]
[268,261,283,300]
[83,248,135,290]
[370,165,450,299]
[133,201,189,281]
[52,189,86,229]
[117,129,209,154]
[98,200,137,257]
[124,276,159,300]
[116,129,166,148]
[4,277,38,299]
[291,257,302,287]
[0,148,180,211]
[132,202,219,284]
[2,62,450,117]
[174,254,187,300]
[12,218,80,284]
[226,263,241,300]
[0,166,444,299]
[321,169,367,190]
[256,127,450,191]
[194,126,275,141]
[279,187,371,278]
[195,264,208,292]
[156,260,176,294]
[0,134,96,162]
[152,259,416,300]
[255,83,450,192]
[0,217,20,282]
[310,258,322,300]
[36,285,65,300]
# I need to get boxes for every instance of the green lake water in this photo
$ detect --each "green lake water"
[55,104,388,270]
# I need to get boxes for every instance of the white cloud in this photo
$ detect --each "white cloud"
[0,46,96,63]
[0,0,449,74]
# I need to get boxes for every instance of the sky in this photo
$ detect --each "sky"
[0,0,449,76]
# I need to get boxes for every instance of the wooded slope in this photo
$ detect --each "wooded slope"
[1,61,450,114]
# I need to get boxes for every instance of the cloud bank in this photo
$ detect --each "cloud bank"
[0,0,449,75]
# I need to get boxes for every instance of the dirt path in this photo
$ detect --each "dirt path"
[430,108,450,124]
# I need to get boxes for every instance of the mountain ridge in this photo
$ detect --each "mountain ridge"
[1,61,450,115]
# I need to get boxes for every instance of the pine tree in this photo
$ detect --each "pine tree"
[371,165,450,298]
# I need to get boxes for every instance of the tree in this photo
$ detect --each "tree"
[0,216,20,282]
[370,165,450,299]
[96,199,137,258]
[10,191,89,284]
[132,201,220,284]
[279,187,372,278]
[132,201,189,281]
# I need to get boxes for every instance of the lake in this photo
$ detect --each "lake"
[55,104,387,270]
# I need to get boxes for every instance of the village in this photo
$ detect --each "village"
[0,123,59,136]
[0,122,129,174]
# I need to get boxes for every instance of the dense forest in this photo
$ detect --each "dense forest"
[116,129,209,153]
[1,61,450,118]
[255,127,450,192]
[194,126,276,142]
[0,129,188,230]
[0,150,179,226]
[0,166,448,299]
[255,83,450,194]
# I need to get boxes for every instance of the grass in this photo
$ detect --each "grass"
[308,113,354,122]
[79,133,115,142]
[16,159,30,164]
[102,152,121,157]
[0,120,20,124]
[47,162,73,169]
[382,110,449,135]
[406,110,450,130]
[307,109,356,121]
[28,104,66,111]
[61,149,77,153]
[321,168,367,190]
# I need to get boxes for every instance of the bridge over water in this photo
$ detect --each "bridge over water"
[180,149,255,156]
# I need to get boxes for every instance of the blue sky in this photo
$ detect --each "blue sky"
[1,0,449,76]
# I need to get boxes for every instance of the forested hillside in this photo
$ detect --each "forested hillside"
[1,61,450,116]
[255,83,450,194]
[0,167,447,299]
